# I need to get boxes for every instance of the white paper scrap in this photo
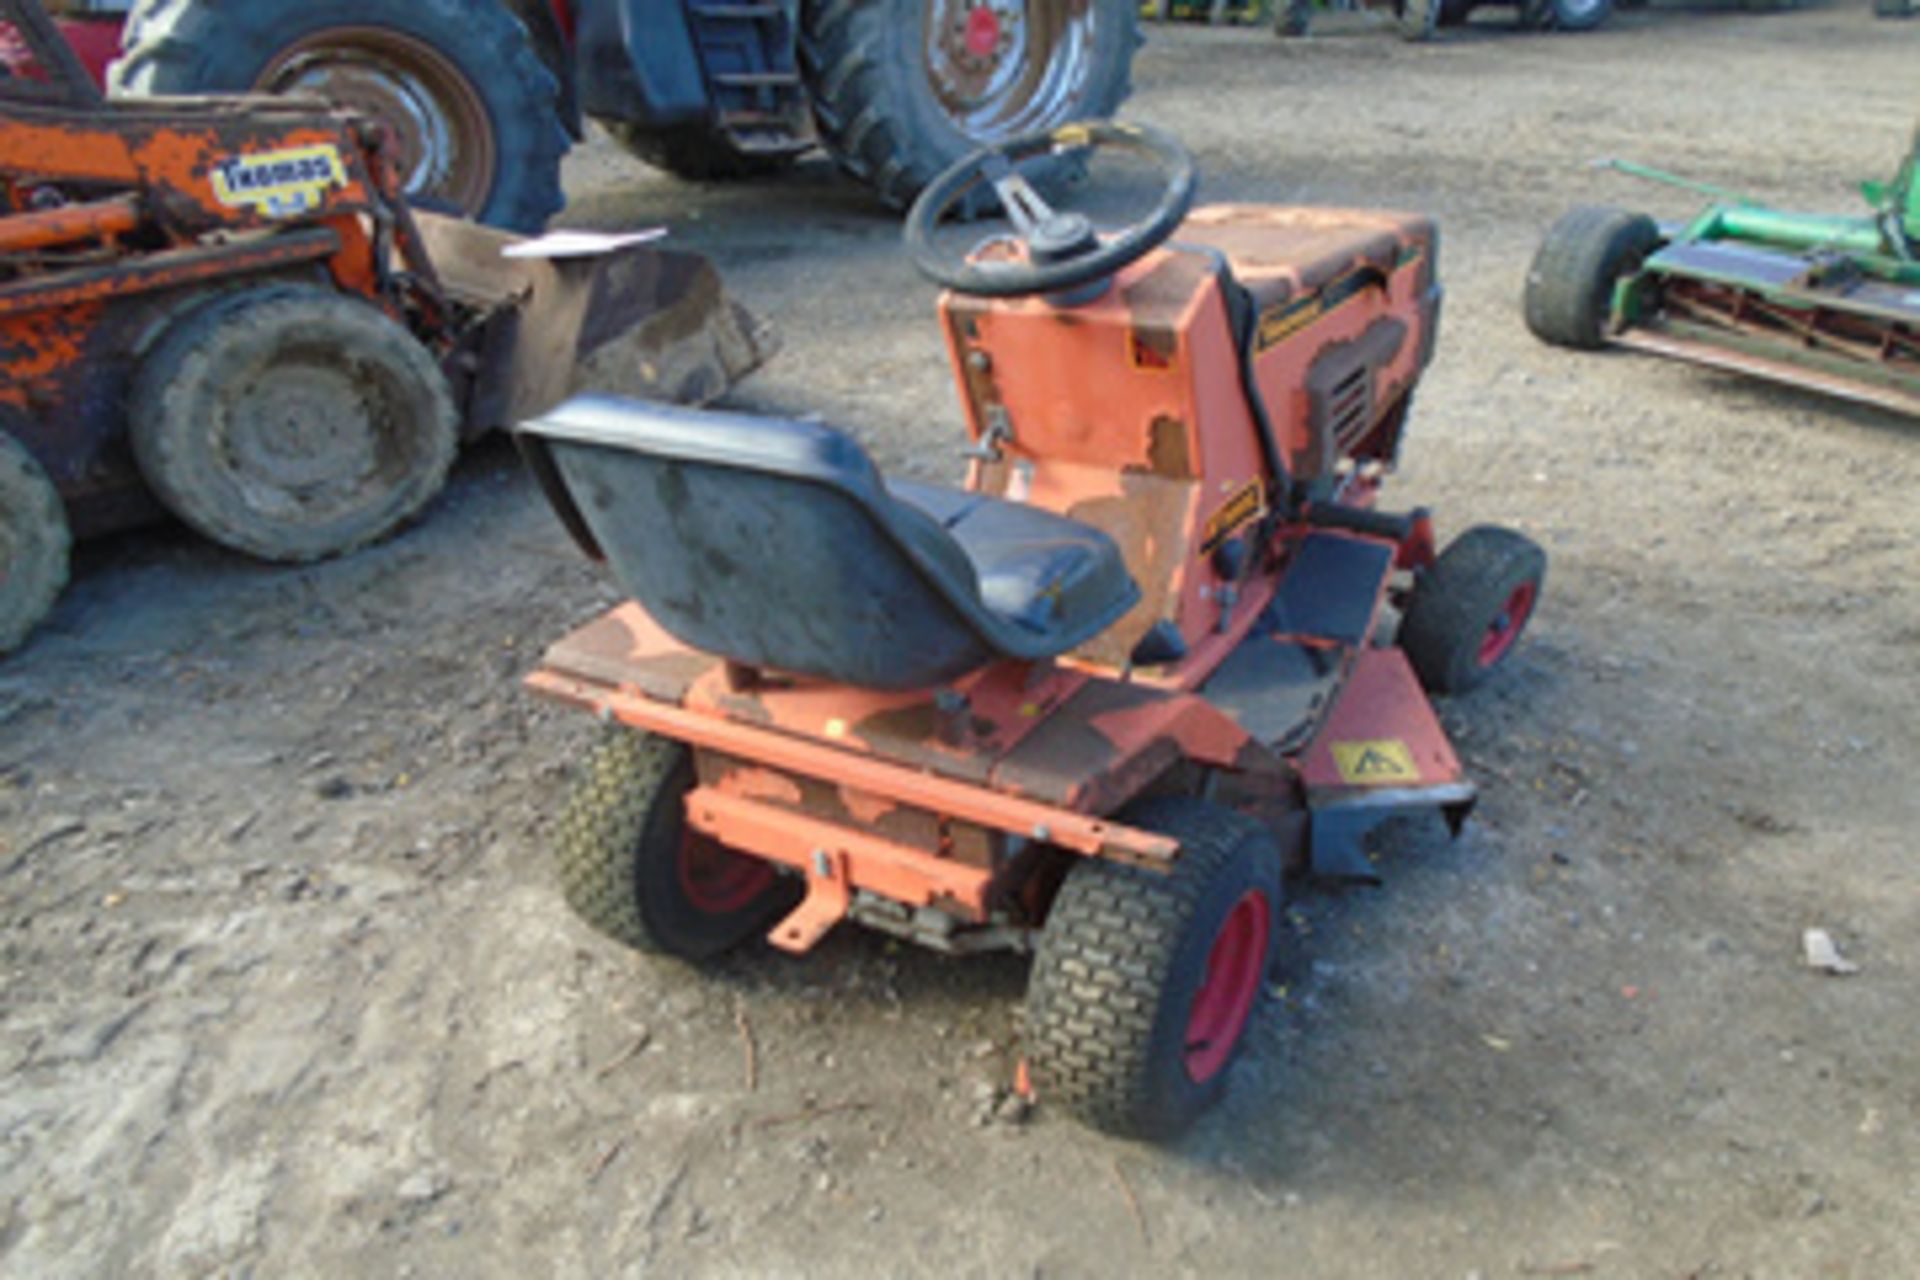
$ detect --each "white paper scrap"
[502,228,669,260]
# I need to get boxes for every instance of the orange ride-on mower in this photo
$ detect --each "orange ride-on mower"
[0,0,767,653]
[519,123,1545,1139]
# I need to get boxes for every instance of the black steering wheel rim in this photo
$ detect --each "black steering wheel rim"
[904,121,1198,298]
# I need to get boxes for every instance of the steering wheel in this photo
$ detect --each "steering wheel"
[904,121,1198,298]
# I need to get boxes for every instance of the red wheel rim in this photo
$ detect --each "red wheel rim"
[676,828,776,915]
[1477,580,1537,668]
[1184,889,1272,1084]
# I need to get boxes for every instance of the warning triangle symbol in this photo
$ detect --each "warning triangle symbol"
[1351,747,1401,776]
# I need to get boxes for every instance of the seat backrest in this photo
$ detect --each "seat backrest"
[518,395,998,690]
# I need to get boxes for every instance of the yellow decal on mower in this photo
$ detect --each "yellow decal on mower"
[1331,739,1420,786]
[1200,478,1266,553]
[211,145,347,218]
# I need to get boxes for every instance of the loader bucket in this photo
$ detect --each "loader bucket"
[411,211,775,438]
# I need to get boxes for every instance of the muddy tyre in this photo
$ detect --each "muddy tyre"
[1399,526,1546,696]
[129,286,456,564]
[0,434,70,655]
[109,0,567,231]
[1523,206,1660,349]
[800,0,1139,213]
[555,731,797,961]
[603,121,797,183]
[1025,796,1282,1140]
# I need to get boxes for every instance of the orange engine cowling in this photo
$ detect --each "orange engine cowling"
[937,203,1441,673]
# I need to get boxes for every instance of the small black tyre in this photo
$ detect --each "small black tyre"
[0,433,70,655]
[1398,0,1442,41]
[109,0,568,231]
[1025,796,1283,1140]
[1399,526,1546,696]
[555,731,798,960]
[801,0,1139,213]
[603,121,798,183]
[1523,206,1660,349]
[129,285,457,564]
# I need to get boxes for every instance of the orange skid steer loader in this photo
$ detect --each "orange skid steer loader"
[0,0,769,652]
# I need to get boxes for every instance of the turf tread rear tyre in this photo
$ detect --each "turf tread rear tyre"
[0,434,70,655]
[555,731,795,960]
[1026,796,1281,1140]
[109,0,567,231]
[556,731,680,953]
[1523,205,1659,349]
[1399,525,1546,695]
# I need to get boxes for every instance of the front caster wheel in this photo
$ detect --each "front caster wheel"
[1399,525,1546,695]
[555,731,797,961]
[1025,796,1283,1140]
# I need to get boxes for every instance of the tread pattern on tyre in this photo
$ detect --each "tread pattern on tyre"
[129,285,457,564]
[109,0,568,231]
[1026,796,1278,1138]
[555,730,677,953]
[799,0,1140,213]
[1399,524,1546,695]
[0,434,71,655]
[1523,205,1659,350]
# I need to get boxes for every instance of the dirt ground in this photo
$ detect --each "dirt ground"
[4,4,1918,1276]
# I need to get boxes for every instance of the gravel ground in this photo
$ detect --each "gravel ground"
[3,4,1917,1277]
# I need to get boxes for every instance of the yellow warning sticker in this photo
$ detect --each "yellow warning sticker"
[1331,739,1420,786]
[1200,479,1267,553]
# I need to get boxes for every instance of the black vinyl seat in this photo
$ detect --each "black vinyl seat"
[518,395,1140,690]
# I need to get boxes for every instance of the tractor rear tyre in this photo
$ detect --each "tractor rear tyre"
[1025,796,1283,1140]
[129,286,457,564]
[801,0,1140,213]
[1399,526,1546,696]
[555,731,798,961]
[0,434,70,655]
[602,121,797,183]
[1523,206,1660,349]
[109,0,567,232]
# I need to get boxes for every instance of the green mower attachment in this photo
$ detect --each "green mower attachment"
[1523,127,1920,419]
